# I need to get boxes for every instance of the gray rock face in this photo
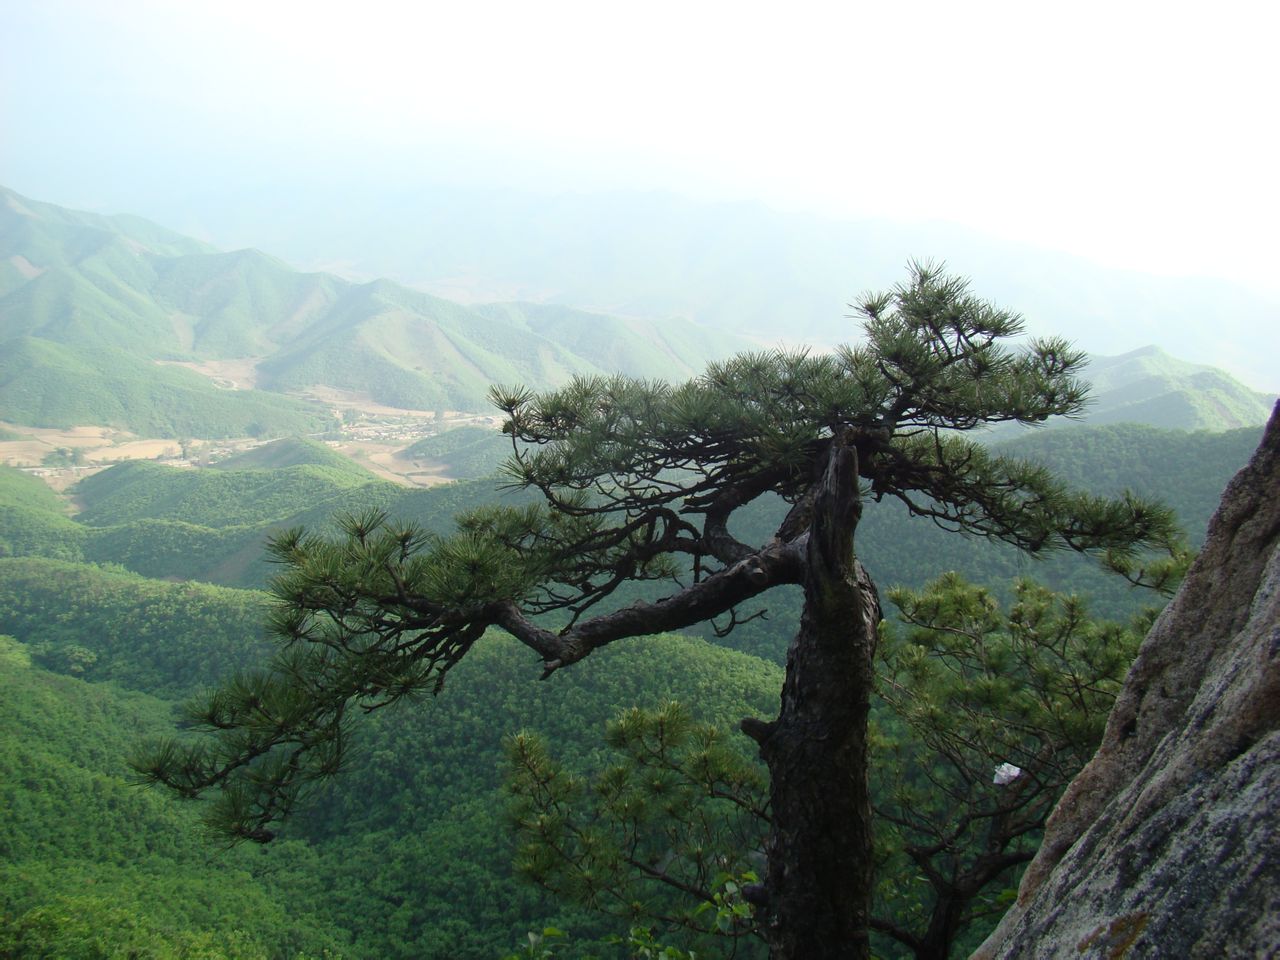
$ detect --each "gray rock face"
[974,404,1280,960]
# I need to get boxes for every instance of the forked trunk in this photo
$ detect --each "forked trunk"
[742,440,878,960]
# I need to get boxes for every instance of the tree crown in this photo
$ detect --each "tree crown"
[133,263,1183,842]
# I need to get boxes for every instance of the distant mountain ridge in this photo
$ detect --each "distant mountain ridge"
[975,345,1277,436]
[0,186,744,434]
[130,180,1278,393]
[1,186,1271,437]
[1079,346,1274,431]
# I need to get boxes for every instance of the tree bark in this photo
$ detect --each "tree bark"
[915,891,966,960]
[744,438,879,960]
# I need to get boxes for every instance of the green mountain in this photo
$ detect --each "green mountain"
[0,463,66,514]
[990,421,1265,536]
[0,337,330,437]
[0,455,528,587]
[975,346,1275,438]
[400,424,509,480]
[0,186,746,432]
[0,465,85,563]
[6,419,1259,606]
[5,185,1269,436]
[252,280,606,409]
[471,300,739,382]
[210,435,377,476]
[138,180,1277,394]
[73,459,375,529]
[2,184,1274,960]
[1,420,1256,653]
[1079,346,1275,430]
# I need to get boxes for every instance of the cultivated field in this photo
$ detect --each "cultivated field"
[0,401,502,493]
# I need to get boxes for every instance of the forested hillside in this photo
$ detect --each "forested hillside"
[0,409,1264,957]
[0,570,782,957]
[1,420,1261,658]
[0,337,331,438]
[4,415,1260,655]
[0,634,351,959]
[400,425,510,481]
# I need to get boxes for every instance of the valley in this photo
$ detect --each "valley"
[0,185,1274,959]
[0,405,505,494]
[5,6,1276,954]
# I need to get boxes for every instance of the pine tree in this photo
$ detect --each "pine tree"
[504,576,1154,960]
[136,263,1181,960]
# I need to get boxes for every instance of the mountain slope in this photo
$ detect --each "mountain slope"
[211,436,378,476]
[149,248,345,357]
[72,459,374,529]
[1080,346,1275,430]
[472,300,740,381]
[0,186,748,428]
[0,337,331,438]
[400,424,509,480]
[141,180,1279,393]
[253,280,606,409]
[3,185,1269,435]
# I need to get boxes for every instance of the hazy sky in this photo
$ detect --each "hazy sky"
[3,0,1279,293]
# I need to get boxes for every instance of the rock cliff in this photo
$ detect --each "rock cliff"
[974,404,1280,959]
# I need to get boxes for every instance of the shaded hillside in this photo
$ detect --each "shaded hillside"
[0,466,84,562]
[992,422,1265,539]
[1,455,527,588]
[4,421,1258,608]
[0,558,271,696]
[0,463,66,515]
[287,632,780,958]
[0,422,1244,667]
[0,421,1265,957]
[0,635,352,958]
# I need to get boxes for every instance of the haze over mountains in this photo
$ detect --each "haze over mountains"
[1,185,1273,443]
[0,186,743,435]
[68,179,1280,393]
[4,3,1277,954]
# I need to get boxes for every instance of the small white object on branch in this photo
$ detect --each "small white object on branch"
[993,762,1022,785]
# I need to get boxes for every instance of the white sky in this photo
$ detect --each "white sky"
[3,0,1279,292]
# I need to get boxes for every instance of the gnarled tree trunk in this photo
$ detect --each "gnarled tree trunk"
[744,440,879,960]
